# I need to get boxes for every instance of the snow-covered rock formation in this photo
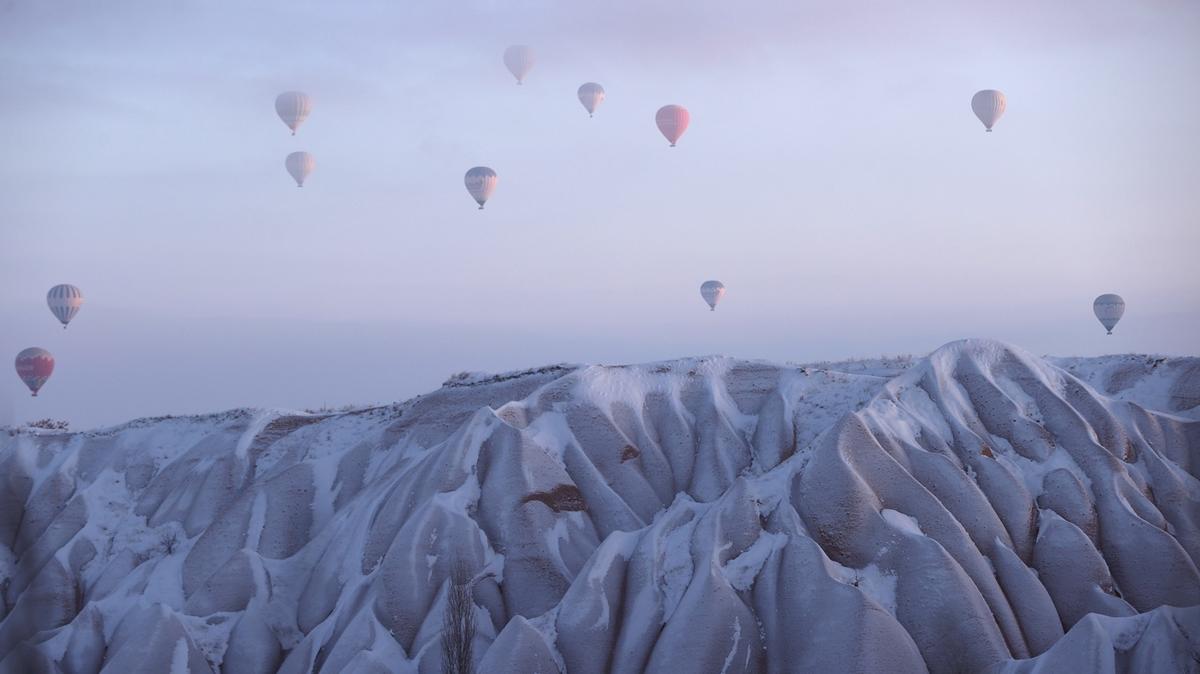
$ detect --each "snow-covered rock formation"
[1,339,1198,673]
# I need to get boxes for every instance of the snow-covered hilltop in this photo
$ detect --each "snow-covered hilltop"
[1,339,1198,673]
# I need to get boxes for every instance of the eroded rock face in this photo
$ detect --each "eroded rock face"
[0,341,1197,673]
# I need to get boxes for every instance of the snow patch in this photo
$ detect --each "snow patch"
[856,565,899,616]
[722,531,788,591]
[719,616,742,674]
[235,410,277,460]
[881,509,923,537]
[169,637,189,674]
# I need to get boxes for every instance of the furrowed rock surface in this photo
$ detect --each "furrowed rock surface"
[1,341,1198,673]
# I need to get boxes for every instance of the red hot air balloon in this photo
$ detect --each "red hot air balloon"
[655,105,690,147]
[15,347,54,397]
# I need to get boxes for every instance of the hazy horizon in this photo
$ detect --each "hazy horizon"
[2,0,1198,428]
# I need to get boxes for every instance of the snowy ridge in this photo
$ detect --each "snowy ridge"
[1,339,1198,673]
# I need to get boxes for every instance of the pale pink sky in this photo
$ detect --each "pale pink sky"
[1,0,1198,426]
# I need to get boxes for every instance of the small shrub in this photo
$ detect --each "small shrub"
[25,418,69,431]
[160,530,180,555]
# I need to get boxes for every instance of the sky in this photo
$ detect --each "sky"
[1,0,1198,428]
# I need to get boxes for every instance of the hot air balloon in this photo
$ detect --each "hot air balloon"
[700,280,725,311]
[275,91,312,135]
[971,90,1006,132]
[47,284,83,329]
[15,347,54,397]
[465,167,497,209]
[578,83,605,117]
[656,105,690,147]
[286,151,315,187]
[1094,294,1125,335]
[503,46,535,85]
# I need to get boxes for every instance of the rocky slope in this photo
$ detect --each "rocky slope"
[1,340,1198,673]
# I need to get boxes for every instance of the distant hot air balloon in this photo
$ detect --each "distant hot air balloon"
[700,280,725,311]
[465,167,498,209]
[47,284,83,329]
[286,151,315,187]
[971,90,1006,132]
[578,83,605,117]
[656,105,690,147]
[503,46,535,85]
[1093,294,1125,335]
[15,347,54,397]
[275,91,312,135]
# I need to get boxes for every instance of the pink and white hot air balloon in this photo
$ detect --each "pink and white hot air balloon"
[15,347,54,397]
[656,105,690,147]
[971,90,1006,132]
[285,151,315,187]
[503,46,535,85]
[275,91,312,135]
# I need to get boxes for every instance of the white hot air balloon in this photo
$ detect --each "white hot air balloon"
[503,46,535,85]
[46,284,83,329]
[971,90,1006,132]
[700,280,725,311]
[465,167,498,209]
[578,83,605,117]
[656,105,690,147]
[286,151,315,187]
[1093,294,1125,335]
[275,91,312,135]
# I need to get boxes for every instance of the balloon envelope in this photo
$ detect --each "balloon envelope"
[656,105,690,146]
[47,284,83,328]
[275,91,312,135]
[971,90,1006,131]
[700,280,725,311]
[503,46,534,84]
[1093,294,1125,334]
[15,347,54,397]
[578,83,605,116]
[465,167,498,209]
[286,151,315,187]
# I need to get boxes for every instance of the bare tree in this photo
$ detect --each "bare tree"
[441,560,476,674]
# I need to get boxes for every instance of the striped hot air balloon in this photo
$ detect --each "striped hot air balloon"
[275,91,312,135]
[1093,294,1125,335]
[503,46,535,85]
[971,90,1006,132]
[15,347,54,397]
[286,151,315,187]
[464,167,498,209]
[656,105,690,147]
[47,284,83,329]
[578,83,605,117]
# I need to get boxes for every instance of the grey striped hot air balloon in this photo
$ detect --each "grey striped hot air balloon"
[1093,294,1125,335]
[465,167,498,209]
[578,83,605,117]
[47,284,83,329]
